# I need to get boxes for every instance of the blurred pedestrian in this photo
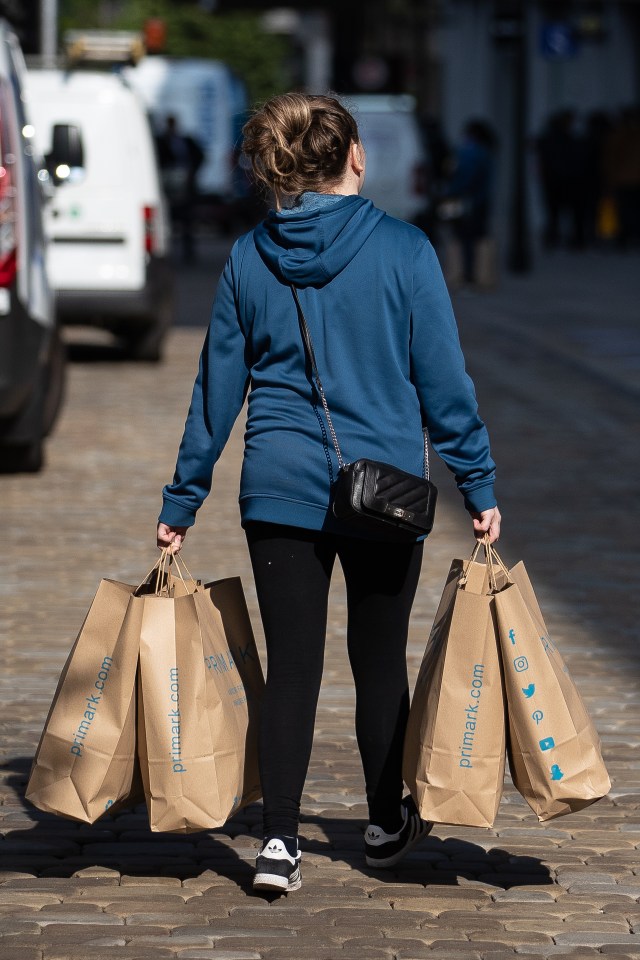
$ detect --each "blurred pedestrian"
[583,110,613,245]
[604,106,640,249]
[536,109,587,249]
[440,119,496,285]
[156,115,204,263]
[157,93,499,893]
[414,113,452,249]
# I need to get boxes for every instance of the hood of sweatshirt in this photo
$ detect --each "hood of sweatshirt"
[253,195,385,287]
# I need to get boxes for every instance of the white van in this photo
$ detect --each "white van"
[343,94,430,224]
[24,69,173,361]
[123,56,248,200]
[0,22,63,472]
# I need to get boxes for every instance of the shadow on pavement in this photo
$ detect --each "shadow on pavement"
[2,757,552,890]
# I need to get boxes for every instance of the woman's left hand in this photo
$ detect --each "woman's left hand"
[157,522,188,553]
[471,507,501,544]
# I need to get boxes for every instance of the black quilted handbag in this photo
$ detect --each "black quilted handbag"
[291,287,437,540]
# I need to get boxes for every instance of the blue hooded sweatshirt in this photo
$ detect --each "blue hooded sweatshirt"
[160,194,496,534]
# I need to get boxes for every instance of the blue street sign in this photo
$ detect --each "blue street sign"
[540,22,579,61]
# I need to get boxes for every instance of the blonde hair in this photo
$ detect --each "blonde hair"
[242,93,359,206]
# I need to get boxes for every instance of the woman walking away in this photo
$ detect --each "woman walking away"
[157,94,500,894]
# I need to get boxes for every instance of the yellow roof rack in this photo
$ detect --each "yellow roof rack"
[64,30,145,66]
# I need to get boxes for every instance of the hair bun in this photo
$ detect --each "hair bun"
[242,93,359,205]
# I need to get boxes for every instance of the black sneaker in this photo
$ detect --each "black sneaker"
[365,795,432,868]
[253,837,302,892]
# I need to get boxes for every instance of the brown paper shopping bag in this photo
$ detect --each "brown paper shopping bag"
[403,544,507,827]
[26,551,196,823]
[138,564,264,833]
[26,578,140,823]
[490,547,611,821]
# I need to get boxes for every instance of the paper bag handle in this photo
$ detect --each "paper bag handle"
[488,543,511,583]
[136,549,169,593]
[459,536,502,593]
[135,548,197,596]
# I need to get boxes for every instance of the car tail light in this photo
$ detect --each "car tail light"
[0,84,18,288]
[143,205,156,254]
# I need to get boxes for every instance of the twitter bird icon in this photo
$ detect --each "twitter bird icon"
[522,683,535,698]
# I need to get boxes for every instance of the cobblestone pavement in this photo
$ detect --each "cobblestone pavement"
[1,248,639,959]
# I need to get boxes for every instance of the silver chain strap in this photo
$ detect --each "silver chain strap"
[317,383,344,469]
[423,430,431,481]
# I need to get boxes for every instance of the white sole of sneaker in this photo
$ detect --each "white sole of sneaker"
[253,866,302,892]
[365,829,431,869]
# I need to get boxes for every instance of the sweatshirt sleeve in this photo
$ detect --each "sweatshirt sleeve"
[409,238,496,513]
[159,250,250,527]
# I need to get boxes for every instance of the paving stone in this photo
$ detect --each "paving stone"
[0,880,91,891]
[476,955,545,960]
[126,934,215,946]
[199,940,302,955]
[70,867,121,879]
[0,920,42,936]
[395,953,479,960]
[120,876,183,886]
[113,926,172,938]
[31,903,106,914]
[208,927,298,939]
[424,943,486,953]
[260,949,388,960]
[0,949,43,960]
[507,918,628,933]
[567,885,640,898]
[490,889,558,902]
[553,931,640,946]
[311,907,422,927]
[40,950,175,959]
[119,913,222,926]
[76,938,127,947]
[469,931,554,945]
[0,905,41,917]
[557,870,619,884]
[176,953,261,960]
[564,919,633,934]
[68,890,190,906]
[169,926,236,939]
[513,948,601,956]
[35,924,131,941]
[227,906,315,920]
[32,914,125,927]
[599,950,640,957]
[343,937,428,952]
[0,894,62,907]
[0,872,40,882]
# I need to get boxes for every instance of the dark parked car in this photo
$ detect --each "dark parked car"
[0,21,64,473]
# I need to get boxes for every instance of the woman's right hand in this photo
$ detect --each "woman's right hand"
[471,507,501,544]
[157,522,188,553]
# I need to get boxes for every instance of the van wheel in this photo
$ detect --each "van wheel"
[124,324,164,363]
[123,297,172,362]
[0,438,44,473]
[0,359,47,474]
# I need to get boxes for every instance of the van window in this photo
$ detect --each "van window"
[45,123,85,186]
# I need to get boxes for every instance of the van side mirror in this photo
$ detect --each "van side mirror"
[45,124,85,186]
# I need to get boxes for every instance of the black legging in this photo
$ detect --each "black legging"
[245,521,424,839]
